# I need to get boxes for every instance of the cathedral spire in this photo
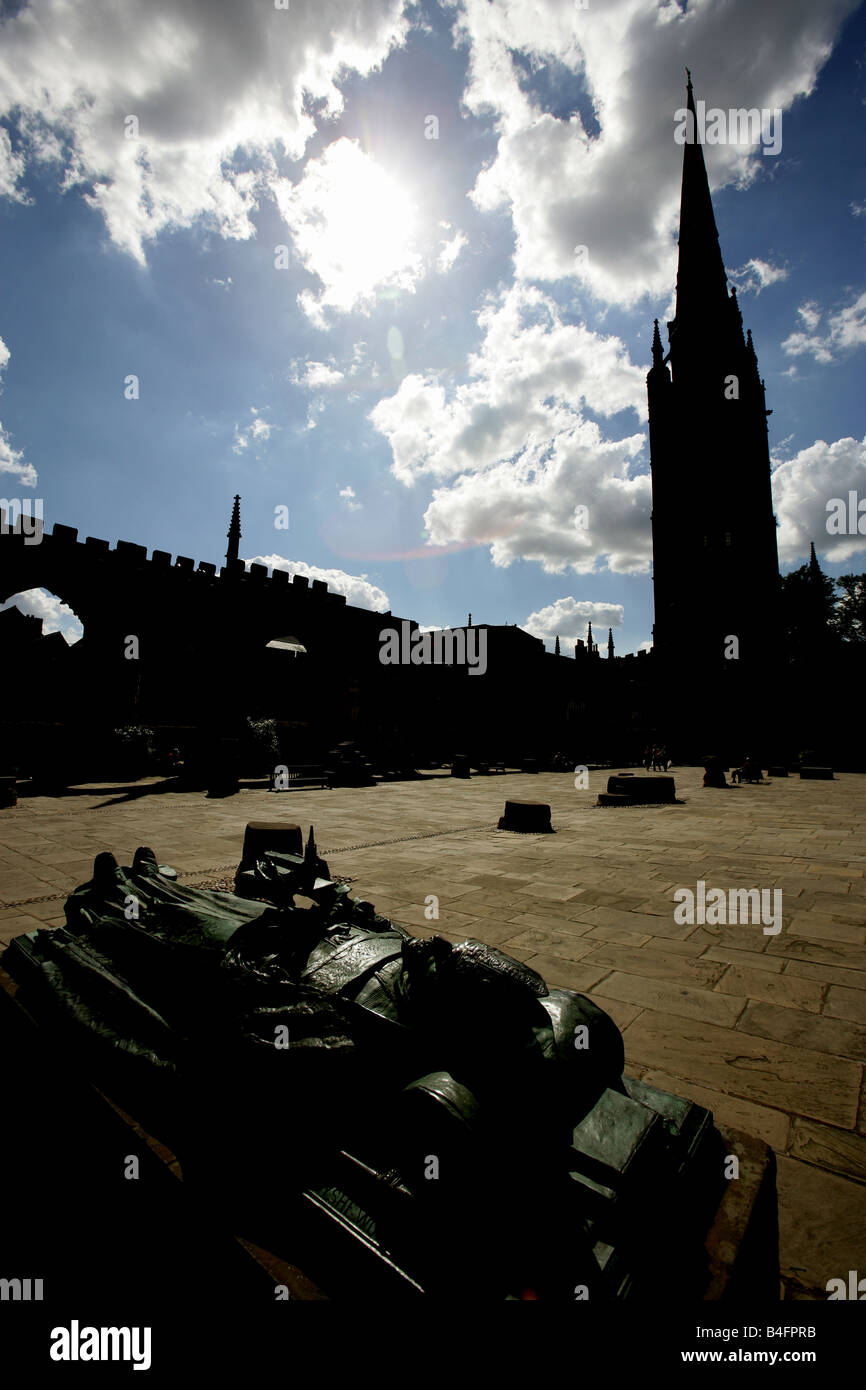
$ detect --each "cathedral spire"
[674,73,729,330]
[226,494,241,565]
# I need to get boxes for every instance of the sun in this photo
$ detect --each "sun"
[278,138,422,317]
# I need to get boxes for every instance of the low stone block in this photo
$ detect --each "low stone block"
[497,800,553,833]
[800,767,834,780]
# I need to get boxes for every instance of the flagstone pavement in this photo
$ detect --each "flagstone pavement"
[1,764,864,1300]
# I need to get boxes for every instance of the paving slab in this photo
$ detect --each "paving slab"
[789,1117,866,1184]
[776,1156,866,1299]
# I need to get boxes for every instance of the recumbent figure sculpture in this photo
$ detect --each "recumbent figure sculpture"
[4,827,725,1299]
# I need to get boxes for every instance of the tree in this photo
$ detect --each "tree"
[779,562,836,659]
[831,573,866,643]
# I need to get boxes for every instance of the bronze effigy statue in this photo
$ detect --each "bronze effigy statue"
[5,828,724,1299]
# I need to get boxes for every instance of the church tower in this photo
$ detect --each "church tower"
[647,74,780,748]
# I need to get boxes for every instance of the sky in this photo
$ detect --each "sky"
[1,0,865,654]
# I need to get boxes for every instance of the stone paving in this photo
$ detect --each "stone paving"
[1,765,864,1299]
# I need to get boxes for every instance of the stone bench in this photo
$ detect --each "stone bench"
[800,767,834,780]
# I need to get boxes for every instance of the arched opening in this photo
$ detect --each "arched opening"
[0,588,87,787]
[0,586,84,645]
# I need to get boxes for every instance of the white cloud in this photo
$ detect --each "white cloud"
[522,596,624,649]
[349,342,369,375]
[1,589,83,643]
[371,283,645,482]
[233,406,274,453]
[782,291,866,363]
[437,228,468,273]
[420,424,649,575]
[728,258,788,295]
[249,554,390,612]
[0,0,411,265]
[369,282,650,574]
[338,485,361,511]
[273,137,424,326]
[452,0,856,307]
[772,434,866,563]
[796,301,822,332]
[0,333,37,487]
[293,360,344,388]
[0,127,29,203]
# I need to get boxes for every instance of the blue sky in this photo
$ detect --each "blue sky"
[1,0,865,651]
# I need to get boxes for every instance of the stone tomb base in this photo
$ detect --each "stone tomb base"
[599,774,677,807]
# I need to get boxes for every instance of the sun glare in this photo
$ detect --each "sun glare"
[279,138,422,317]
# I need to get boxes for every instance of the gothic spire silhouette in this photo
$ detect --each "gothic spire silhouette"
[651,317,664,367]
[673,70,729,333]
[226,494,241,565]
[646,75,781,748]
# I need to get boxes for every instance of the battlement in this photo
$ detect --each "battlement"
[1,518,359,610]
